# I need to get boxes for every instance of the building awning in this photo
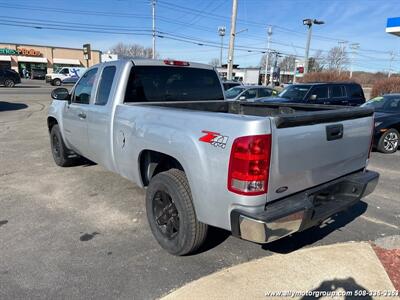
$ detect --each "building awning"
[17,56,48,63]
[0,55,11,61]
[53,58,81,65]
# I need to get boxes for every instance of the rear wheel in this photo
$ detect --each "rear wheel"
[4,79,15,87]
[146,169,208,255]
[52,78,61,86]
[377,129,399,154]
[50,124,76,167]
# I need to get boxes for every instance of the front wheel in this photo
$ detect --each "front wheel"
[146,169,208,255]
[377,129,399,154]
[52,78,61,86]
[50,124,76,167]
[4,79,15,87]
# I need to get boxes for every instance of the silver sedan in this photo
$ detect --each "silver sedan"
[225,85,278,101]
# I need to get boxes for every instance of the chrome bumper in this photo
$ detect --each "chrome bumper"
[231,170,379,244]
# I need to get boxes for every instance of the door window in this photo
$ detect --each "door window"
[242,89,257,99]
[331,85,346,98]
[60,68,70,75]
[258,88,272,97]
[96,66,116,105]
[311,86,328,99]
[72,68,98,104]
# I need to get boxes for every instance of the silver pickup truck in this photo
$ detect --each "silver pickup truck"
[47,59,379,255]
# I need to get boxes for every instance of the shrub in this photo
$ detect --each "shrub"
[371,77,400,98]
[298,71,353,83]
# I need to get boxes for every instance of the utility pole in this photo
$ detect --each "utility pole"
[303,19,324,74]
[227,0,238,80]
[152,0,156,59]
[337,41,347,75]
[218,26,226,66]
[388,51,395,77]
[349,43,359,78]
[264,25,273,86]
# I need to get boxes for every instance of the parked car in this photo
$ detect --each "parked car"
[222,80,243,91]
[362,94,400,153]
[225,85,278,101]
[30,68,46,80]
[46,67,86,86]
[47,59,378,255]
[257,82,365,106]
[0,68,21,87]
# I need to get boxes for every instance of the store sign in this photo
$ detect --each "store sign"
[0,47,42,57]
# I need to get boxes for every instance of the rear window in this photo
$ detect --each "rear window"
[124,66,224,102]
[348,84,364,98]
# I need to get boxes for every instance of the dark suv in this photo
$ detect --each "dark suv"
[0,68,21,87]
[258,82,365,106]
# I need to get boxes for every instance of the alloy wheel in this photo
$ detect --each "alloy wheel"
[384,132,399,152]
[152,190,180,239]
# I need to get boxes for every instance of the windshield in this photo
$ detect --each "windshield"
[225,87,245,99]
[54,67,63,74]
[362,96,400,112]
[278,84,312,100]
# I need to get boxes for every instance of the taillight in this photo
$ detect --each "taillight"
[163,60,190,66]
[368,116,374,159]
[228,134,272,196]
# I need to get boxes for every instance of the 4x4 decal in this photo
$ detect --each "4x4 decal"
[199,131,228,149]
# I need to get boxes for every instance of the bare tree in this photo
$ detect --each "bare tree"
[279,55,296,72]
[325,46,349,71]
[110,42,158,59]
[308,50,325,72]
[259,53,275,69]
[209,58,220,67]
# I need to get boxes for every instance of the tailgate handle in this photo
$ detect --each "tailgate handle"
[326,124,343,141]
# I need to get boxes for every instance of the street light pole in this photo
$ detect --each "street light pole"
[227,0,238,80]
[218,26,226,66]
[264,25,272,86]
[152,0,156,59]
[303,18,324,74]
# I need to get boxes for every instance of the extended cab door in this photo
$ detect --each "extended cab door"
[63,68,98,156]
[86,65,117,170]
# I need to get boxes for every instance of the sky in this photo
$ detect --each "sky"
[1,0,400,72]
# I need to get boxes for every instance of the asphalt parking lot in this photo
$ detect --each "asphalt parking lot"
[0,80,399,300]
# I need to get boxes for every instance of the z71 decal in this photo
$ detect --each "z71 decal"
[199,131,229,149]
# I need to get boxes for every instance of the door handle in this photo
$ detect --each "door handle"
[78,112,86,119]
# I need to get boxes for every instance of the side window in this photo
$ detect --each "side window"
[311,86,328,99]
[72,68,98,104]
[258,88,272,97]
[96,66,116,105]
[60,68,69,75]
[349,84,363,98]
[331,85,346,98]
[242,89,257,99]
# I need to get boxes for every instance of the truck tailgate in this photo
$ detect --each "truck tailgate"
[267,110,373,202]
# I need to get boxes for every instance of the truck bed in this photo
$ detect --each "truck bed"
[128,100,374,128]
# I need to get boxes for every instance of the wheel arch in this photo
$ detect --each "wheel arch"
[138,149,185,187]
[47,116,58,133]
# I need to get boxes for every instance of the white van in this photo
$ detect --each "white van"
[45,67,86,86]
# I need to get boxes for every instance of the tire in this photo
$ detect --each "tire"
[50,124,75,167]
[377,129,399,154]
[4,79,15,87]
[146,169,208,255]
[52,78,61,86]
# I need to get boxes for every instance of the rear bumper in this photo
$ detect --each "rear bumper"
[230,170,379,244]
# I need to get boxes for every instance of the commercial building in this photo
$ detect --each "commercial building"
[217,64,261,85]
[0,42,101,77]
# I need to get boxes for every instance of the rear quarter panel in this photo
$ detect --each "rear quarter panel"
[112,104,272,230]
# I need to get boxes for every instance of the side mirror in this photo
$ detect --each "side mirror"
[239,96,246,101]
[309,94,317,101]
[51,87,70,100]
